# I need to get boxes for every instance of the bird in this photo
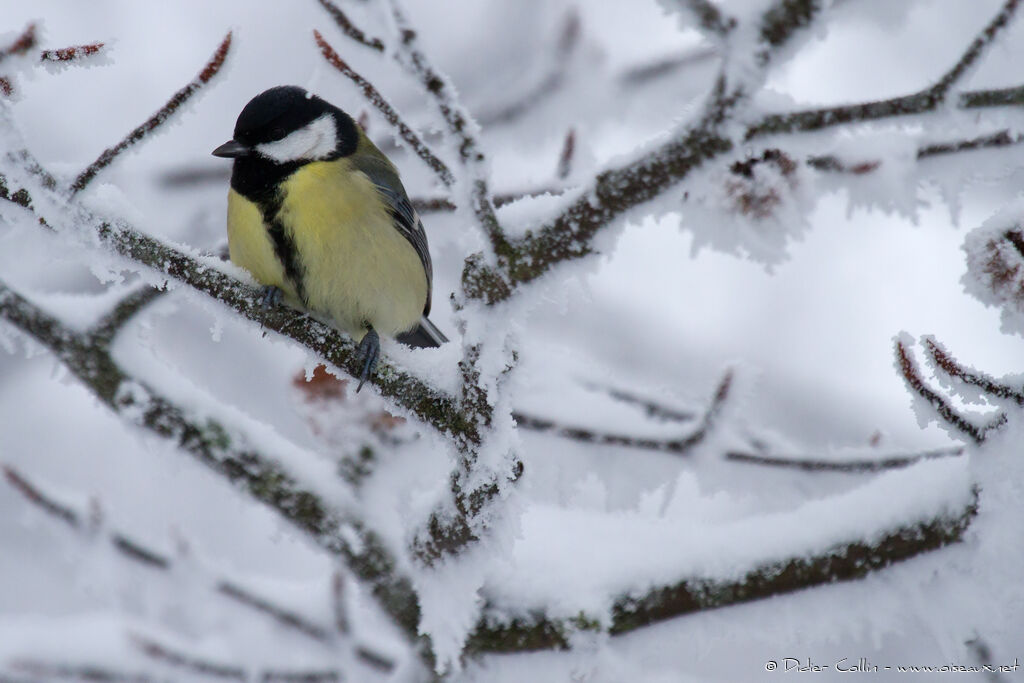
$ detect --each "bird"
[212,85,447,391]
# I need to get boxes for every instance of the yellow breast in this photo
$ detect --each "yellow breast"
[226,160,428,341]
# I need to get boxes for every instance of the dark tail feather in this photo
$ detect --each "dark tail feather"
[396,316,449,348]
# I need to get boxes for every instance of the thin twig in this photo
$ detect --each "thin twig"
[725,446,963,472]
[619,46,719,87]
[375,0,510,256]
[315,0,385,52]
[40,42,106,63]
[2,463,392,662]
[927,0,1021,102]
[2,464,79,527]
[895,338,1006,444]
[69,32,232,195]
[475,10,581,126]
[0,281,433,667]
[0,23,37,65]
[131,635,246,680]
[313,30,454,187]
[89,284,167,346]
[513,412,700,454]
[924,336,1024,406]
[7,660,151,682]
[556,128,576,180]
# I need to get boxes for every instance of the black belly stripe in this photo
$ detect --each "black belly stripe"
[254,191,307,306]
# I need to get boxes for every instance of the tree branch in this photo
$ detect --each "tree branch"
[0,174,480,448]
[675,0,737,38]
[465,489,978,654]
[69,32,232,196]
[315,0,510,257]
[895,337,1007,444]
[462,0,829,304]
[924,336,1024,406]
[0,279,431,668]
[315,0,386,52]
[927,0,1021,102]
[313,30,455,188]
[6,460,398,673]
[725,446,964,472]
[39,41,106,64]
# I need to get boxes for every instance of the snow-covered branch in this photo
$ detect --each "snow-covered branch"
[68,32,232,196]
[464,487,978,655]
[313,29,455,188]
[0,277,431,668]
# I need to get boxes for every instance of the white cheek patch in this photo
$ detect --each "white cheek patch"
[256,114,338,163]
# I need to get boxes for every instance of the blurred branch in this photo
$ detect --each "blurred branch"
[924,336,1024,406]
[966,636,1009,683]
[133,634,344,681]
[386,0,509,257]
[927,0,1021,102]
[619,46,719,87]
[0,23,37,64]
[466,488,978,654]
[674,0,737,38]
[475,10,581,127]
[132,635,247,680]
[725,445,964,472]
[555,128,575,180]
[461,0,829,305]
[0,279,428,668]
[895,338,1007,444]
[89,284,166,346]
[2,463,394,672]
[316,0,510,258]
[68,31,232,196]
[6,660,150,682]
[313,30,455,188]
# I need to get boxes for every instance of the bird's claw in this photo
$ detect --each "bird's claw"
[259,285,283,310]
[356,328,380,393]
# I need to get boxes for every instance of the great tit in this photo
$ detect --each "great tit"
[212,85,447,390]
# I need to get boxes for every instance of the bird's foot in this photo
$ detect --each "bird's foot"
[356,328,380,393]
[259,285,283,310]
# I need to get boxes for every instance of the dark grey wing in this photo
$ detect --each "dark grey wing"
[352,155,433,315]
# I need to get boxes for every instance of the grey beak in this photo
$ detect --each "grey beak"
[212,139,251,158]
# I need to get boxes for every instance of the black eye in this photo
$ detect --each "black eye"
[269,126,286,140]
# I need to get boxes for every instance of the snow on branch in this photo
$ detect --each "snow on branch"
[895,336,1008,444]
[0,22,37,65]
[2,463,394,672]
[39,41,106,64]
[0,170,482,448]
[475,10,582,127]
[925,336,1024,407]
[461,0,830,304]
[926,0,1021,103]
[313,29,455,188]
[68,31,232,196]
[0,277,431,667]
[316,0,510,257]
[464,486,978,655]
[725,446,964,473]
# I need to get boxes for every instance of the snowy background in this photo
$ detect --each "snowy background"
[1,0,1023,680]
